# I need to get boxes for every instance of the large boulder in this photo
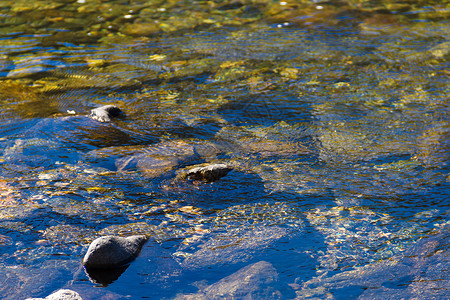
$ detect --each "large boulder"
[82,235,148,269]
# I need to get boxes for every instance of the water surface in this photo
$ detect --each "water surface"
[0,0,448,299]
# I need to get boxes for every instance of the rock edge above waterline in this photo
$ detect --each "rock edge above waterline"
[82,235,148,269]
[89,105,123,123]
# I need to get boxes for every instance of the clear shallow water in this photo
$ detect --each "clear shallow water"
[0,0,449,299]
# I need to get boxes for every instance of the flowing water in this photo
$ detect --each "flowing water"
[0,0,448,299]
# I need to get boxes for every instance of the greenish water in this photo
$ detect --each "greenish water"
[0,0,448,299]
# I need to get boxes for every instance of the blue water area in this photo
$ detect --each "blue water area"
[0,2,449,298]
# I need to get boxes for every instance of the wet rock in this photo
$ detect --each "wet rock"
[89,105,123,123]
[82,235,148,269]
[177,163,233,182]
[177,261,282,299]
[27,289,83,300]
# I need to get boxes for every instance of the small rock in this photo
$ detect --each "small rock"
[82,235,148,269]
[26,289,83,300]
[180,163,233,182]
[89,105,123,123]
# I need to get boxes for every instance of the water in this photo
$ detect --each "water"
[0,0,448,299]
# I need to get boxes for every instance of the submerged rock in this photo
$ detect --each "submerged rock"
[177,202,303,270]
[115,139,226,178]
[177,261,282,299]
[180,226,288,270]
[89,105,123,123]
[82,235,148,269]
[1,113,132,170]
[297,225,450,299]
[216,124,310,158]
[1,259,80,300]
[414,122,450,167]
[27,289,83,300]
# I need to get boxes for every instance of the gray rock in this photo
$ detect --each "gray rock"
[26,289,83,300]
[178,163,233,182]
[89,105,123,123]
[82,235,148,269]
[176,261,282,299]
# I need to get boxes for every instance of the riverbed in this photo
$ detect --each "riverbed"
[0,0,448,299]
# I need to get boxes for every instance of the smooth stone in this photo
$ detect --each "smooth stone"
[26,289,83,300]
[89,105,123,123]
[82,235,148,269]
[181,163,233,182]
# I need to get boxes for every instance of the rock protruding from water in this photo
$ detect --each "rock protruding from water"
[89,105,123,123]
[27,289,83,300]
[82,235,148,269]
[176,261,282,299]
[178,163,233,182]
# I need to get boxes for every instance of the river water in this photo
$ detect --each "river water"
[0,0,448,299]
